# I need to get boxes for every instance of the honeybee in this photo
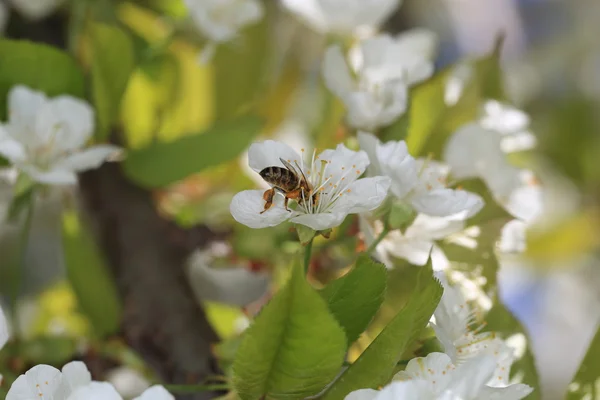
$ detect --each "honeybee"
[259,158,318,214]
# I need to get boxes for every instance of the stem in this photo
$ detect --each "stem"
[365,223,390,254]
[303,239,314,275]
[163,383,230,393]
[10,197,36,334]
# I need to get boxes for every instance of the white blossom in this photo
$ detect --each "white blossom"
[362,214,464,267]
[0,85,121,186]
[7,0,64,21]
[7,361,173,400]
[281,0,401,37]
[358,132,483,218]
[345,352,532,400]
[0,306,8,386]
[183,0,264,62]
[480,100,537,153]
[230,140,391,231]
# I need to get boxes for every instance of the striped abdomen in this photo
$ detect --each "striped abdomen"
[259,166,299,191]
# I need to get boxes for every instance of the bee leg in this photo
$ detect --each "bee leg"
[284,197,292,212]
[260,188,276,214]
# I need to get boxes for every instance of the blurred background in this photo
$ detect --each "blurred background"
[0,0,599,399]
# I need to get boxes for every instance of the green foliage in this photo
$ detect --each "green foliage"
[295,224,317,245]
[406,39,504,158]
[486,299,540,399]
[214,12,269,119]
[62,210,122,337]
[320,255,387,345]
[387,201,417,231]
[90,23,136,139]
[0,39,85,120]
[232,262,347,400]
[123,115,263,188]
[321,260,443,399]
[567,323,600,399]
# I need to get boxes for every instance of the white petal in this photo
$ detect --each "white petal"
[503,184,543,223]
[317,144,370,187]
[7,365,62,400]
[333,176,391,214]
[382,234,433,266]
[483,164,523,203]
[281,0,328,33]
[134,385,175,400]
[414,159,450,191]
[433,280,472,345]
[410,188,484,218]
[446,355,496,398]
[7,85,48,136]
[377,380,436,399]
[481,100,530,136]
[500,131,537,153]
[55,145,122,172]
[22,165,78,185]
[0,306,8,349]
[357,131,382,176]
[187,254,269,306]
[344,388,380,400]
[405,214,465,241]
[376,82,409,125]
[67,381,123,400]
[35,95,95,153]
[0,125,27,163]
[344,91,388,131]
[290,211,347,230]
[247,140,302,173]
[6,0,63,20]
[395,352,454,391]
[443,122,506,179]
[59,361,91,395]
[478,384,533,400]
[230,189,291,229]
[357,34,395,73]
[498,220,527,254]
[376,139,419,199]
[323,46,356,98]
[395,28,438,63]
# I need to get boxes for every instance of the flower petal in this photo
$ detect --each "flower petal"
[7,86,47,140]
[58,361,91,396]
[134,385,175,400]
[290,211,347,230]
[22,165,78,185]
[344,388,379,400]
[35,95,95,154]
[230,189,291,229]
[317,144,370,187]
[357,131,382,176]
[443,122,506,179]
[376,139,419,199]
[478,384,533,400]
[67,381,122,400]
[0,306,8,349]
[332,176,391,214]
[55,145,122,172]
[395,352,454,391]
[446,355,496,398]
[377,380,436,399]
[0,125,27,163]
[410,188,484,218]
[281,0,328,33]
[481,100,530,136]
[6,365,62,400]
[247,140,303,173]
[323,45,356,98]
[382,234,433,266]
[405,214,465,240]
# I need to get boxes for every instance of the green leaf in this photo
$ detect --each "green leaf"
[388,201,417,231]
[123,115,263,188]
[320,254,387,345]
[18,336,78,365]
[89,23,136,139]
[322,259,443,399]
[567,323,600,399]
[214,12,269,119]
[6,174,37,223]
[62,209,122,337]
[485,300,540,399]
[295,224,317,245]
[232,262,347,400]
[0,39,85,119]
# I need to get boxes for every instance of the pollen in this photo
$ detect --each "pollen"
[347,189,351,193]
[356,170,361,174]
[334,185,338,188]
[342,167,345,170]
[352,164,356,168]
[287,159,291,162]
[301,148,305,152]
[329,183,333,186]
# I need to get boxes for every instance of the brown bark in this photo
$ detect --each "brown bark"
[78,163,223,400]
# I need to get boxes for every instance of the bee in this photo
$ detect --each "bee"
[259,158,319,214]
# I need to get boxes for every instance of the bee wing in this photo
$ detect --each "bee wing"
[279,158,299,174]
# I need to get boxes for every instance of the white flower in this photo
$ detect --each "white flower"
[183,0,264,61]
[0,306,8,386]
[345,352,532,400]
[362,214,465,267]
[230,140,391,231]
[281,0,401,37]
[322,43,409,131]
[443,122,522,202]
[480,100,537,153]
[7,361,173,400]
[359,132,484,218]
[444,62,473,106]
[7,0,64,21]
[0,86,121,186]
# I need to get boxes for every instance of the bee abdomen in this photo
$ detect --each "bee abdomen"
[260,166,299,190]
